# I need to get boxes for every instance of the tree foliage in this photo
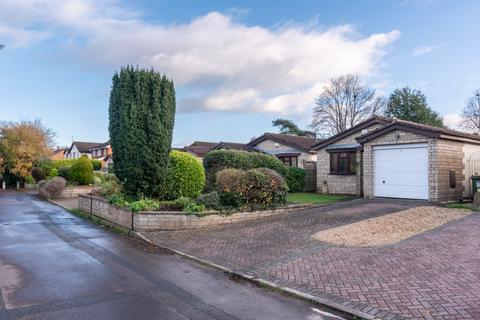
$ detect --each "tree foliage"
[0,119,55,178]
[461,90,480,132]
[69,156,94,185]
[272,119,314,137]
[164,151,205,200]
[385,87,444,127]
[311,74,385,135]
[109,66,176,197]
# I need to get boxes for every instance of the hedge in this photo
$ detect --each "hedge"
[216,167,288,209]
[285,167,306,192]
[91,159,102,171]
[164,151,205,200]
[203,150,288,190]
[69,156,94,185]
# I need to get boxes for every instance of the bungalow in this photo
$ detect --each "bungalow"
[65,141,103,159]
[183,141,253,161]
[247,133,318,168]
[312,116,480,202]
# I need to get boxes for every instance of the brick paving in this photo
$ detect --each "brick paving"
[145,199,480,319]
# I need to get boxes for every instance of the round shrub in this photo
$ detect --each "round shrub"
[58,166,70,180]
[285,167,306,192]
[42,177,66,198]
[69,156,94,185]
[91,160,102,171]
[196,191,221,210]
[216,167,288,210]
[203,150,288,191]
[164,151,206,200]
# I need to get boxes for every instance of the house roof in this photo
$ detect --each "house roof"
[312,116,393,150]
[213,142,253,151]
[90,140,110,150]
[184,141,218,157]
[51,148,67,155]
[357,118,480,144]
[67,141,103,154]
[247,133,319,153]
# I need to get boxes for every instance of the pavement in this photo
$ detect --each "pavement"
[0,191,346,320]
[144,199,480,320]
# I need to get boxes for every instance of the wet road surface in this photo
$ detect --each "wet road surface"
[0,191,345,320]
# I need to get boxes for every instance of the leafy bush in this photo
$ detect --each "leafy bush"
[42,177,66,198]
[203,150,288,190]
[91,159,102,171]
[129,198,162,213]
[69,156,94,185]
[53,159,77,169]
[285,167,306,192]
[164,151,205,200]
[184,202,205,214]
[49,167,58,178]
[31,167,46,182]
[25,175,36,184]
[196,191,221,210]
[93,173,122,197]
[57,166,70,180]
[216,167,288,210]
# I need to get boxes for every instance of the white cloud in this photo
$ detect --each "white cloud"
[443,113,462,130]
[0,0,400,114]
[411,42,445,56]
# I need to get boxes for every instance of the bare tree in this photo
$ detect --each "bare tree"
[311,74,385,136]
[461,90,480,132]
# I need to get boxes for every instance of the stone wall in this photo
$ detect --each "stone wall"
[40,185,93,199]
[432,139,464,202]
[316,123,384,195]
[78,194,309,231]
[79,195,133,229]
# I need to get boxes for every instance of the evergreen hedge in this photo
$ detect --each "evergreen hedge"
[69,156,94,185]
[164,151,205,200]
[109,66,176,197]
[203,150,288,190]
[285,167,306,192]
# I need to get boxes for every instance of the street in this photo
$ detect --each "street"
[0,191,344,320]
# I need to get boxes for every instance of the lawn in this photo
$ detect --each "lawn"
[287,192,354,205]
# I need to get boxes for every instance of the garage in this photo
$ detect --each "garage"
[373,143,429,200]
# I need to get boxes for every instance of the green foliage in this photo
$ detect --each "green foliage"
[216,167,288,210]
[272,118,314,137]
[24,174,36,184]
[94,173,122,197]
[196,191,221,210]
[49,167,58,178]
[57,166,70,180]
[109,66,176,197]
[31,167,46,182]
[91,159,102,171]
[184,202,205,214]
[164,151,205,200]
[287,193,353,204]
[203,150,288,190]
[385,87,444,127]
[52,159,77,169]
[285,167,306,192]
[69,156,94,185]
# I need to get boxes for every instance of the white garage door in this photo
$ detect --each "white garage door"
[373,143,428,200]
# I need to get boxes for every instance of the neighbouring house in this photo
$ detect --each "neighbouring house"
[247,133,319,168]
[212,141,254,152]
[89,141,113,171]
[182,141,252,161]
[64,141,103,159]
[49,148,67,160]
[313,115,480,201]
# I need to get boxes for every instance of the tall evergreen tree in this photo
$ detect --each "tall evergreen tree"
[385,87,444,127]
[109,66,176,197]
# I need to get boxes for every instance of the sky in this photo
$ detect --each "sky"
[0,0,479,147]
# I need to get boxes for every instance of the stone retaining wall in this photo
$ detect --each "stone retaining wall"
[79,195,133,229]
[78,194,310,231]
[40,185,93,199]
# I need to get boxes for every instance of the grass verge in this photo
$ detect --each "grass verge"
[287,192,353,205]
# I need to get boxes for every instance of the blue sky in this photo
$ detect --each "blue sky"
[0,0,479,147]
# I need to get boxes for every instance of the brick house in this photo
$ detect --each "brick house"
[89,141,113,171]
[312,116,480,201]
[247,133,318,168]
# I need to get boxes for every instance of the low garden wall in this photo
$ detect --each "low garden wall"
[40,185,93,199]
[78,194,310,232]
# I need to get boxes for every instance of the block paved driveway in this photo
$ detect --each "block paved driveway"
[144,199,480,320]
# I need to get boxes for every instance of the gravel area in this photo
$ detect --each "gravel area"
[312,206,474,246]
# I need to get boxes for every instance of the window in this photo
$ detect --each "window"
[279,156,298,167]
[330,152,356,175]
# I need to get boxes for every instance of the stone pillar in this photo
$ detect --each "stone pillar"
[2,181,5,190]
[16,181,20,189]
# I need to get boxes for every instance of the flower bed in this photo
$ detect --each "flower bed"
[78,194,311,231]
